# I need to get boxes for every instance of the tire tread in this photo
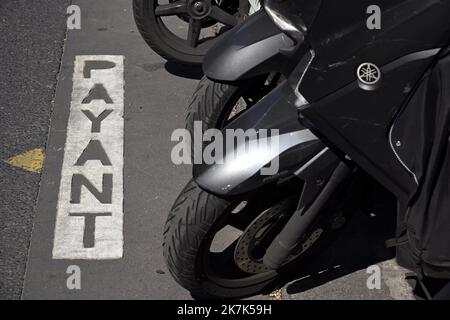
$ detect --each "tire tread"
[163,180,230,296]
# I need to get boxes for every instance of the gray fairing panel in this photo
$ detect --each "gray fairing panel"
[193,82,325,196]
[202,10,294,81]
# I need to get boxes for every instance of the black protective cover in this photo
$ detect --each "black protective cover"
[394,52,450,278]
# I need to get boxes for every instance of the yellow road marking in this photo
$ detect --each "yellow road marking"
[3,148,45,173]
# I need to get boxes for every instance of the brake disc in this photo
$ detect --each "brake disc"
[234,203,323,274]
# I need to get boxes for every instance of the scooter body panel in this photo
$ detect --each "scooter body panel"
[203,10,295,82]
[293,0,450,200]
[193,82,325,196]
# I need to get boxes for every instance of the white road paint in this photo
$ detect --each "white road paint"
[53,55,124,259]
[380,259,415,300]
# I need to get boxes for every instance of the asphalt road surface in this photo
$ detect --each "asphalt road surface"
[1,0,414,300]
[0,0,70,299]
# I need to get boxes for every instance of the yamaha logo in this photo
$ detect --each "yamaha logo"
[357,62,381,90]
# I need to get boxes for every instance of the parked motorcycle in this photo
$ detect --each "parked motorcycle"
[133,0,261,65]
[166,1,359,298]
[164,0,450,299]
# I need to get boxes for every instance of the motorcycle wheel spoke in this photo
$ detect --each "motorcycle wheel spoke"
[209,5,238,27]
[155,1,187,17]
[228,198,273,230]
[210,239,238,265]
[228,210,257,231]
[242,96,254,107]
[187,18,202,47]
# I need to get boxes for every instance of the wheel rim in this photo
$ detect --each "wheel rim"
[217,73,283,128]
[234,205,324,274]
[151,0,238,53]
[198,186,325,290]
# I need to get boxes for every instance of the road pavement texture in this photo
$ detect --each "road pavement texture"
[1,0,414,299]
[0,0,70,299]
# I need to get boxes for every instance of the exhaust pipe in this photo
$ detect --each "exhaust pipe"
[263,161,352,269]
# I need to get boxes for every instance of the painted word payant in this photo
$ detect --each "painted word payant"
[53,56,124,260]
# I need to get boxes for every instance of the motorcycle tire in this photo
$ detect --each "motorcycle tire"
[132,0,238,65]
[163,178,355,299]
[185,75,280,156]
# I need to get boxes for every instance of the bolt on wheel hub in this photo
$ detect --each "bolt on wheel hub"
[187,0,212,19]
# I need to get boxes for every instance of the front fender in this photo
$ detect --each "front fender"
[193,82,325,196]
[203,10,295,82]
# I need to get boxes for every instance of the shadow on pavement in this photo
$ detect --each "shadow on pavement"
[165,61,204,80]
[282,187,397,295]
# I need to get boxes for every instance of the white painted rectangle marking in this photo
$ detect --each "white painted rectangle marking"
[53,55,124,259]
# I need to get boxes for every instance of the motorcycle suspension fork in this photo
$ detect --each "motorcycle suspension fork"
[238,0,250,21]
[263,150,351,270]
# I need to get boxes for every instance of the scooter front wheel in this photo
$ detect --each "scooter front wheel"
[163,179,337,299]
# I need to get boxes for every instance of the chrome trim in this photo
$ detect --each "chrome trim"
[295,147,329,176]
[294,50,315,107]
[387,48,442,186]
[389,126,418,185]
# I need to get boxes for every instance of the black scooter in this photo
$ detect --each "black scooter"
[166,4,354,299]
[164,0,450,299]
